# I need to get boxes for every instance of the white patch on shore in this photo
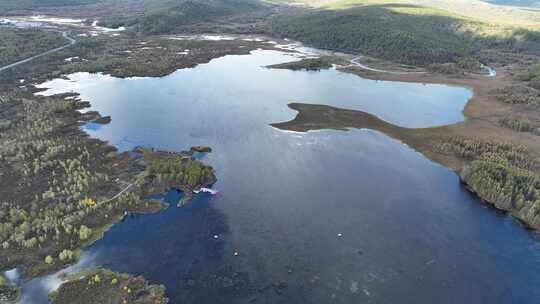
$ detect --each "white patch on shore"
[4,268,20,285]
[30,16,84,24]
[169,35,236,41]
[95,25,126,32]
[194,188,219,195]
[64,56,80,62]
[201,35,235,40]
[242,37,264,42]
[139,46,165,50]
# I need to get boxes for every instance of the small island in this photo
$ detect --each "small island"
[92,115,112,124]
[0,275,19,304]
[134,146,217,198]
[266,56,348,71]
[190,145,212,153]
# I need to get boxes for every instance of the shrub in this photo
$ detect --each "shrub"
[59,249,74,261]
[45,255,54,264]
[79,225,92,241]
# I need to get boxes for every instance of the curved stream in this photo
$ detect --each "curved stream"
[20,48,540,304]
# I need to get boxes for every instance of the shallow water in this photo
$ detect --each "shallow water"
[25,49,540,304]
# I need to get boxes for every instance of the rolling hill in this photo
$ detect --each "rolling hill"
[270,0,540,66]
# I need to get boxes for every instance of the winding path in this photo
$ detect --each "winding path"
[348,56,497,77]
[99,181,135,205]
[348,57,427,75]
[0,31,76,73]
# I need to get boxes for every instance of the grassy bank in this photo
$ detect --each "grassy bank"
[49,267,168,304]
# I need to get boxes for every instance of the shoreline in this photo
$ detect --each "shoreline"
[0,35,281,297]
[0,39,222,290]
[336,64,540,170]
[271,61,540,230]
[2,87,215,301]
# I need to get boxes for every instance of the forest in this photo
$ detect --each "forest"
[438,137,540,229]
[0,89,215,281]
[499,115,540,134]
[141,151,216,192]
[0,91,149,279]
[270,4,474,65]
[492,63,540,105]
[512,63,540,87]
[462,160,540,229]
[0,91,220,286]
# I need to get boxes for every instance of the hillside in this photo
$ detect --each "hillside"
[0,0,98,14]
[282,0,540,28]
[98,0,271,34]
[270,0,540,67]
[271,4,476,65]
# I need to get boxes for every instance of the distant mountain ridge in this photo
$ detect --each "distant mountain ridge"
[131,0,268,34]
[282,0,540,28]
[0,0,98,13]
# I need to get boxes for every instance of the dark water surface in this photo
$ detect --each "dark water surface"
[23,49,540,303]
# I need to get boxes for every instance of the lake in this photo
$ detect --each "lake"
[21,48,540,304]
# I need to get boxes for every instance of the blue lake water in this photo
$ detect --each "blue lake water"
[22,49,540,303]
